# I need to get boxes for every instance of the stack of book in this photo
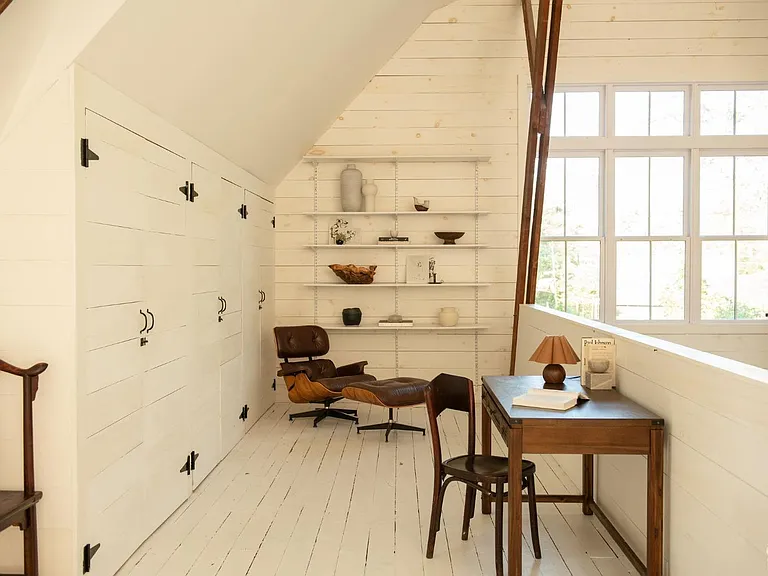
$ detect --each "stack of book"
[378,236,410,245]
[378,319,414,327]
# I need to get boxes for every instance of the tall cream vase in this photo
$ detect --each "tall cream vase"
[340,164,363,212]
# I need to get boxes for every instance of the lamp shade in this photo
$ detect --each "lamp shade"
[529,335,580,365]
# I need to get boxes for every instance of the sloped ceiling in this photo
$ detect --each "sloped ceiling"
[77,0,451,184]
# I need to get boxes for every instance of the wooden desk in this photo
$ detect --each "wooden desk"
[481,375,664,576]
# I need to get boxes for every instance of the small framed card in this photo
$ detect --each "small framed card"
[406,255,430,284]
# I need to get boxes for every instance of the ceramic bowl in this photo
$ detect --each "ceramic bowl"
[588,359,610,373]
[434,231,465,245]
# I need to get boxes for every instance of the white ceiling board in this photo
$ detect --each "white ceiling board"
[77,0,452,184]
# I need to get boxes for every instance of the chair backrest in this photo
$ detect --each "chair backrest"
[0,360,47,497]
[273,325,337,382]
[274,325,330,359]
[424,373,475,468]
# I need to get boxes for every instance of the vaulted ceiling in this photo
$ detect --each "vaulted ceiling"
[76,0,451,184]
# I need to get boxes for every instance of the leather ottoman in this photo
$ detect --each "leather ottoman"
[342,377,430,441]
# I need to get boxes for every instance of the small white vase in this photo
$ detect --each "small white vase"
[438,307,459,327]
[362,179,378,212]
[340,164,363,212]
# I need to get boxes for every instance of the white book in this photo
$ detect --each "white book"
[512,388,588,411]
[378,320,414,327]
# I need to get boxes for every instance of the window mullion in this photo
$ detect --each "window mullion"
[605,148,617,323]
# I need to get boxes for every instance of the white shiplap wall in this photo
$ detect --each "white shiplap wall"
[516,304,768,576]
[0,77,78,573]
[274,0,768,397]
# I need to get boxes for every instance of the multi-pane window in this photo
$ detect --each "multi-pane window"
[534,84,768,323]
[700,155,768,319]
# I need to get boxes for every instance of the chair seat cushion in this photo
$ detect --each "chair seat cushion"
[318,373,377,394]
[341,377,429,407]
[444,456,536,480]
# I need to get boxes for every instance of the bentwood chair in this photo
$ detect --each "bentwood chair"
[425,373,541,575]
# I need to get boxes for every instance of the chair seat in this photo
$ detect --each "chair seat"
[317,373,377,394]
[0,490,42,532]
[444,456,536,481]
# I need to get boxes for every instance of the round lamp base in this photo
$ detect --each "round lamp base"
[542,363,566,389]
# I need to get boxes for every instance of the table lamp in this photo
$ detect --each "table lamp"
[529,335,580,389]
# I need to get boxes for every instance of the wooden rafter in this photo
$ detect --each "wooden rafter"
[510,0,565,375]
[0,0,14,17]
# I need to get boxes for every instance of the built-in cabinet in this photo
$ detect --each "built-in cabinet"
[78,111,274,575]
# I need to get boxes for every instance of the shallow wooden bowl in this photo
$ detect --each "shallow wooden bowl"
[329,264,377,284]
[434,231,465,245]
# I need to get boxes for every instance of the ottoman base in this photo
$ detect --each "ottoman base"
[357,408,425,442]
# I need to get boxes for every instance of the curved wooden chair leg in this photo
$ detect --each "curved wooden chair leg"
[427,478,451,558]
[527,471,542,559]
[461,485,476,540]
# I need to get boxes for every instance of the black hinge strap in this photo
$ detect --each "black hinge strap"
[191,451,199,471]
[189,182,199,202]
[80,139,99,168]
[180,454,191,475]
[179,181,190,201]
[271,216,276,228]
[83,542,101,573]
[238,204,248,219]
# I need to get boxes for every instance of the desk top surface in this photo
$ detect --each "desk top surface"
[482,375,662,423]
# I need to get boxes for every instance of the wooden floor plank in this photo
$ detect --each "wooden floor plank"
[118,404,644,576]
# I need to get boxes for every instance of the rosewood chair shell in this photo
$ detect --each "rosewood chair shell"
[424,373,541,575]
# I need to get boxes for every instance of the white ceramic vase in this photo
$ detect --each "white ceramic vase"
[362,179,378,212]
[340,164,363,212]
[438,307,459,327]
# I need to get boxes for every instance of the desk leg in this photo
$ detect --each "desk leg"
[582,454,594,515]
[508,424,523,576]
[481,402,491,514]
[647,427,664,576]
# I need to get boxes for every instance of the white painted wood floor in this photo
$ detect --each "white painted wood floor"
[118,403,638,576]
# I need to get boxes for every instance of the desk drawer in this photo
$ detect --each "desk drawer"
[483,393,508,437]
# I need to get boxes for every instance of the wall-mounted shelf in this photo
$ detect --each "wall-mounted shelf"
[305,244,488,249]
[304,282,490,288]
[304,155,491,164]
[299,210,490,216]
[324,325,489,332]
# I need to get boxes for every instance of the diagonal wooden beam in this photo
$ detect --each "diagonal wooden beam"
[0,0,14,17]
[526,0,564,304]
[509,0,564,375]
[509,0,551,375]
[521,0,537,81]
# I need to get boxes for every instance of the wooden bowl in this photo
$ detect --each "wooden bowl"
[434,231,465,245]
[329,264,377,284]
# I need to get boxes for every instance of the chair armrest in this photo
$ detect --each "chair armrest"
[336,361,368,377]
[278,364,311,378]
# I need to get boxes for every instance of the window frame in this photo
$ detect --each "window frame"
[519,81,768,327]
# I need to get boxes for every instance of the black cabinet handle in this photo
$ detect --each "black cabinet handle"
[147,309,155,333]
[218,297,225,314]
[222,297,227,313]
[140,310,148,334]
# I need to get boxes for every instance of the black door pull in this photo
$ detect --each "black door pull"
[146,309,155,333]
[140,310,148,334]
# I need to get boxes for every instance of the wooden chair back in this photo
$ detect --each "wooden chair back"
[424,373,475,468]
[0,361,47,497]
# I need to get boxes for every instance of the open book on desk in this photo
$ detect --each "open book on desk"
[511,388,589,411]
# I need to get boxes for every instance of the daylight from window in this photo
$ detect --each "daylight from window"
[535,86,768,323]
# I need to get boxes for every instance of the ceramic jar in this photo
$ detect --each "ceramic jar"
[362,179,378,212]
[340,164,363,212]
[342,307,362,326]
[438,307,459,327]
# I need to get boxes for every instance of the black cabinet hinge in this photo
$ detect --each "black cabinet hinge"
[180,454,191,475]
[191,450,199,471]
[271,216,276,228]
[83,542,100,573]
[239,405,249,421]
[179,181,199,203]
[80,138,99,168]
[272,378,277,391]
[238,204,248,219]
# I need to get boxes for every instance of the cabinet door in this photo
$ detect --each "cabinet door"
[259,202,276,418]
[242,191,262,428]
[79,112,189,575]
[187,163,222,489]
